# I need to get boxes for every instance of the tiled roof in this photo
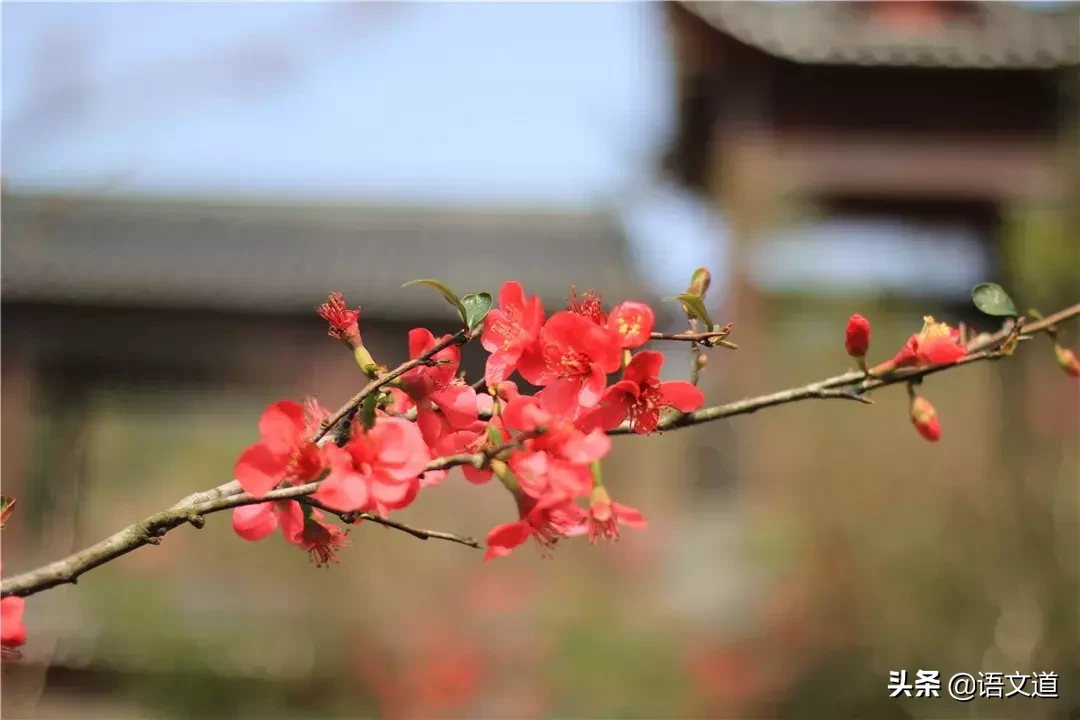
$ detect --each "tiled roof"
[680,1,1079,69]
[1,194,651,317]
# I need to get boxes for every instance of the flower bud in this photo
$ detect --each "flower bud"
[1055,344,1080,378]
[845,314,871,359]
[909,395,941,443]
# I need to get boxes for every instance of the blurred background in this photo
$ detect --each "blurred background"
[2,2,1079,718]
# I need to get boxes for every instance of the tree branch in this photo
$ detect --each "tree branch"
[3,304,1077,599]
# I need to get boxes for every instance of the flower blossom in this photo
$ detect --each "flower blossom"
[235,401,326,498]
[518,311,623,413]
[481,281,545,386]
[585,485,646,544]
[580,351,704,434]
[313,416,431,515]
[484,492,587,561]
[878,316,967,373]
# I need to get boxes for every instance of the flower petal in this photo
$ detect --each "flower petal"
[499,281,527,312]
[576,400,630,433]
[313,472,370,513]
[484,350,515,385]
[231,503,279,541]
[623,351,664,386]
[919,338,967,365]
[408,327,436,360]
[484,521,532,561]
[258,401,305,454]
[559,428,611,464]
[660,381,705,412]
[275,501,306,545]
[577,364,608,408]
[612,502,647,528]
[235,443,288,498]
[432,386,479,429]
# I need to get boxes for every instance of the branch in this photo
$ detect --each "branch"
[0,447,494,598]
[609,303,1080,434]
[296,497,481,549]
[650,324,738,349]
[4,303,1077,599]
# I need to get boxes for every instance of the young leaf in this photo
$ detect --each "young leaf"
[971,283,1018,317]
[461,292,493,333]
[670,293,715,330]
[402,279,468,323]
[687,267,712,297]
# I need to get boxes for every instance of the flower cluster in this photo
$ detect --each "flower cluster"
[233,282,707,565]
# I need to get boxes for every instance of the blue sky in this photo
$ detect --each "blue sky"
[3,3,668,205]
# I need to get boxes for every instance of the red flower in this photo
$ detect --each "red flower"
[317,292,362,345]
[235,401,326,498]
[586,485,646,544]
[607,301,655,349]
[481,281,545,385]
[402,328,479,446]
[296,508,350,567]
[313,417,431,514]
[518,311,623,411]
[567,286,608,326]
[1055,345,1080,378]
[581,351,704,434]
[880,316,966,372]
[232,499,305,542]
[845,314,871,358]
[502,394,612,498]
[910,395,941,442]
[484,493,586,562]
[232,501,348,566]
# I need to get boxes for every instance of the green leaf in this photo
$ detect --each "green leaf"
[971,283,1018,317]
[402,279,467,323]
[669,293,715,329]
[461,292,493,333]
[1027,308,1044,321]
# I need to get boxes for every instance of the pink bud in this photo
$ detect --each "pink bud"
[845,314,871,358]
[1055,345,1080,378]
[909,396,941,442]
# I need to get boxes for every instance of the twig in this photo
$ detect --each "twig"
[1,448,495,598]
[4,303,1077,599]
[297,497,481,548]
[312,329,469,444]
[651,325,738,349]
